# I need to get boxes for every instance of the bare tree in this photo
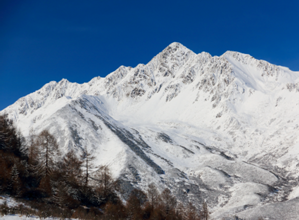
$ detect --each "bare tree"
[201,201,209,220]
[35,130,60,178]
[80,146,95,187]
[61,149,83,183]
[186,202,200,220]
[95,165,118,203]
[147,183,160,211]
[161,188,177,218]
[32,130,60,196]
[27,130,38,164]
[126,189,147,220]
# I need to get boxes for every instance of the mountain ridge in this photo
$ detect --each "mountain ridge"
[2,42,299,219]
[6,42,298,118]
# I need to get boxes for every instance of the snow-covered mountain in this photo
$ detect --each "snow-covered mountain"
[2,42,299,219]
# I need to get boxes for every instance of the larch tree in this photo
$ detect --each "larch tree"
[53,149,83,207]
[175,203,186,220]
[80,146,95,187]
[10,164,21,196]
[147,182,160,211]
[35,130,60,196]
[0,114,26,159]
[186,202,200,220]
[0,114,13,151]
[95,165,118,203]
[27,130,39,164]
[201,201,209,220]
[27,132,40,179]
[126,189,147,220]
[36,130,60,178]
[161,188,177,219]
[61,149,83,184]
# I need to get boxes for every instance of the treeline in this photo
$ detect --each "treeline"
[0,114,209,220]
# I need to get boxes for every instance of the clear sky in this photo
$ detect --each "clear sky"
[1,0,299,110]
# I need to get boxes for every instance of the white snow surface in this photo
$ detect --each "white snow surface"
[2,42,299,219]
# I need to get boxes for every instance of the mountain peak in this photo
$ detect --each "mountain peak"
[167,41,184,47]
[222,50,250,58]
[58,78,70,85]
[163,42,192,53]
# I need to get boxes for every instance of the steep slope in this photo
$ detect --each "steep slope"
[2,42,299,219]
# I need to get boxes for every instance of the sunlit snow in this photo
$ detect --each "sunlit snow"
[2,42,299,219]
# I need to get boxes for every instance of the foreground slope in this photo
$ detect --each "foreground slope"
[2,42,299,219]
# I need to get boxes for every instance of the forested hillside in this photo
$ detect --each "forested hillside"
[0,114,210,220]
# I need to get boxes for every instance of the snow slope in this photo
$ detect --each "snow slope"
[2,42,299,219]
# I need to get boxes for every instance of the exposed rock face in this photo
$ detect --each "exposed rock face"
[2,42,299,219]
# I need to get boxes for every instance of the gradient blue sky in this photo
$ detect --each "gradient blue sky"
[1,0,299,110]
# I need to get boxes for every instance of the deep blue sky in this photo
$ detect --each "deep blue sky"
[1,0,299,110]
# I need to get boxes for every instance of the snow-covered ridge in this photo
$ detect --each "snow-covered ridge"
[4,42,299,169]
[2,42,299,219]
[6,43,299,121]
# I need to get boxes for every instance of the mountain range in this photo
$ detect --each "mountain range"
[2,42,299,219]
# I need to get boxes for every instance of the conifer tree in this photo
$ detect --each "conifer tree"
[161,188,177,219]
[105,201,127,220]
[11,164,21,196]
[126,189,147,220]
[62,149,82,184]
[36,130,60,178]
[201,201,209,220]
[80,146,95,187]
[27,133,41,182]
[95,165,118,203]
[27,131,39,165]
[0,114,27,159]
[54,149,83,206]
[186,202,200,220]
[0,114,12,150]
[175,203,186,220]
[35,130,60,196]
[147,182,160,211]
